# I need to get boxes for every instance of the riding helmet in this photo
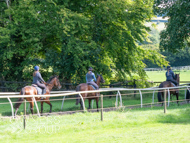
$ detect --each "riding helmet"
[88,67,93,71]
[34,66,39,71]
[167,66,171,69]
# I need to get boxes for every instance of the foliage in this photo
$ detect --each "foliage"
[154,0,190,52]
[0,0,168,83]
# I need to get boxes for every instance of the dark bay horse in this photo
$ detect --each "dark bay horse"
[157,74,180,105]
[14,76,61,116]
[75,74,105,111]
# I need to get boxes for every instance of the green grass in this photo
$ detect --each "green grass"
[0,105,190,143]
[146,70,190,82]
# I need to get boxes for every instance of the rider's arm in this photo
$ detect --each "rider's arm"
[37,72,45,83]
[171,71,175,79]
[92,73,96,82]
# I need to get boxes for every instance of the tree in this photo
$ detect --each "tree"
[0,0,167,83]
[154,0,190,52]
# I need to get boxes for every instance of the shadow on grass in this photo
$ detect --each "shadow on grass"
[156,108,190,124]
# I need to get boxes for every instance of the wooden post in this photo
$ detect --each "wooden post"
[101,94,103,121]
[24,99,26,129]
[164,89,167,114]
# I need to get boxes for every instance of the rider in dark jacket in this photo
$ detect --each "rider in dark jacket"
[166,66,178,86]
[32,66,46,99]
[86,67,99,89]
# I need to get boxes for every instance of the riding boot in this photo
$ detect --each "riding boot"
[41,88,46,100]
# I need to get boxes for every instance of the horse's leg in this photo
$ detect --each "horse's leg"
[161,93,164,106]
[30,101,34,115]
[44,99,52,113]
[14,108,19,117]
[176,93,179,105]
[41,101,44,114]
[80,99,84,110]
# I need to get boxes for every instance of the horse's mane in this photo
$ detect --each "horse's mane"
[174,73,179,80]
[47,75,58,83]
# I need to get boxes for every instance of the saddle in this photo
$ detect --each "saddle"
[167,82,179,93]
[87,83,96,90]
[32,84,45,95]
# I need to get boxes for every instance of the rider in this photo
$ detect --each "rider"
[32,66,46,99]
[86,67,99,90]
[166,66,178,86]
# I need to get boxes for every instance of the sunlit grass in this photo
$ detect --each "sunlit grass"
[146,70,190,82]
[0,105,190,143]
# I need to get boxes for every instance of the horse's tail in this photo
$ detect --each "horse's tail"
[76,85,81,92]
[157,83,163,103]
[75,85,81,105]
[14,88,25,109]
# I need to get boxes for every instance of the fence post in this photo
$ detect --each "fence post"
[139,90,143,108]
[117,91,122,107]
[152,90,155,104]
[115,91,118,108]
[7,97,14,118]
[134,79,136,97]
[167,89,170,107]
[101,94,103,121]
[78,93,85,111]
[32,96,40,117]
[164,89,167,114]
[23,99,26,129]
[61,96,66,110]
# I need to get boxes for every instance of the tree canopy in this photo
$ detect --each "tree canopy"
[154,0,190,52]
[0,0,167,83]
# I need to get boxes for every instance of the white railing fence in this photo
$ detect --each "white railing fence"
[0,86,190,118]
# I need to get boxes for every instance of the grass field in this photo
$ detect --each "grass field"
[146,70,190,82]
[0,70,189,142]
[0,105,190,143]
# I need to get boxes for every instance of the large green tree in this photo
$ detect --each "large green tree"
[154,0,190,52]
[0,0,167,83]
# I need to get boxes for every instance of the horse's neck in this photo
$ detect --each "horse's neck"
[96,76,101,86]
[46,79,55,91]
[176,75,179,83]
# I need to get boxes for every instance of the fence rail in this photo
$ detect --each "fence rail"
[144,65,190,71]
[0,85,190,118]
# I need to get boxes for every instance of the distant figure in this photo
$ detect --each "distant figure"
[166,66,178,86]
[86,67,99,90]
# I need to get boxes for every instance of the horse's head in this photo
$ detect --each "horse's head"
[47,75,62,89]
[97,74,105,83]
[175,73,180,83]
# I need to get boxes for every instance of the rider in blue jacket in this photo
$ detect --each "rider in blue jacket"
[32,66,46,99]
[166,66,178,86]
[86,67,99,89]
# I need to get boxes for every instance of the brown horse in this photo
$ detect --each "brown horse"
[14,76,61,116]
[75,74,105,111]
[157,74,180,105]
